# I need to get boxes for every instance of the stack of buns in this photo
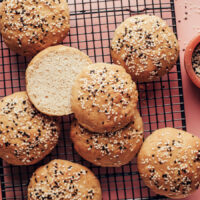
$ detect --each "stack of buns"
[25,50,144,168]
[70,63,143,167]
[0,1,199,198]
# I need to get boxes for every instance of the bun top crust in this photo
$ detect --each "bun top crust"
[0,0,70,56]
[0,91,60,165]
[111,15,179,82]
[28,159,102,200]
[137,127,200,199]
[71,63,138,133]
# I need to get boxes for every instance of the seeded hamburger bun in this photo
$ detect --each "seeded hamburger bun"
[111,15,179,82]
[28,159,102,200]
[0,92,60,165]
[71,63,138,133]
[26,45,93,116]
[0,0,70,57]
[70,109,143,167]
[137,127,200,199]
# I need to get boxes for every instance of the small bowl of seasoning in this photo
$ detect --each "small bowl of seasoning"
[184,34,200,88]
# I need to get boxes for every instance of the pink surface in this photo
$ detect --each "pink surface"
[175,0,200,199]
[175,0,200,136]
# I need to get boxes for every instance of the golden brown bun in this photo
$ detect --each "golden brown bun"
[0,92,60,165]
[137,127,200,199]
[111,15,179,82]
[71,63,138,133]
[0,0,70,56]
[26,45,93,116]
[70,109,143,167]
[28,159,102,200]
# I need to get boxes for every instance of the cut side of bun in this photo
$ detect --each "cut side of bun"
[26,45,93,116]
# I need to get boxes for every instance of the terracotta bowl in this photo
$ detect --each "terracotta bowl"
[184,34,200,88]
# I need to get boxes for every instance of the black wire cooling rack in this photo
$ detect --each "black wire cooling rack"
[0,0,186,199]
